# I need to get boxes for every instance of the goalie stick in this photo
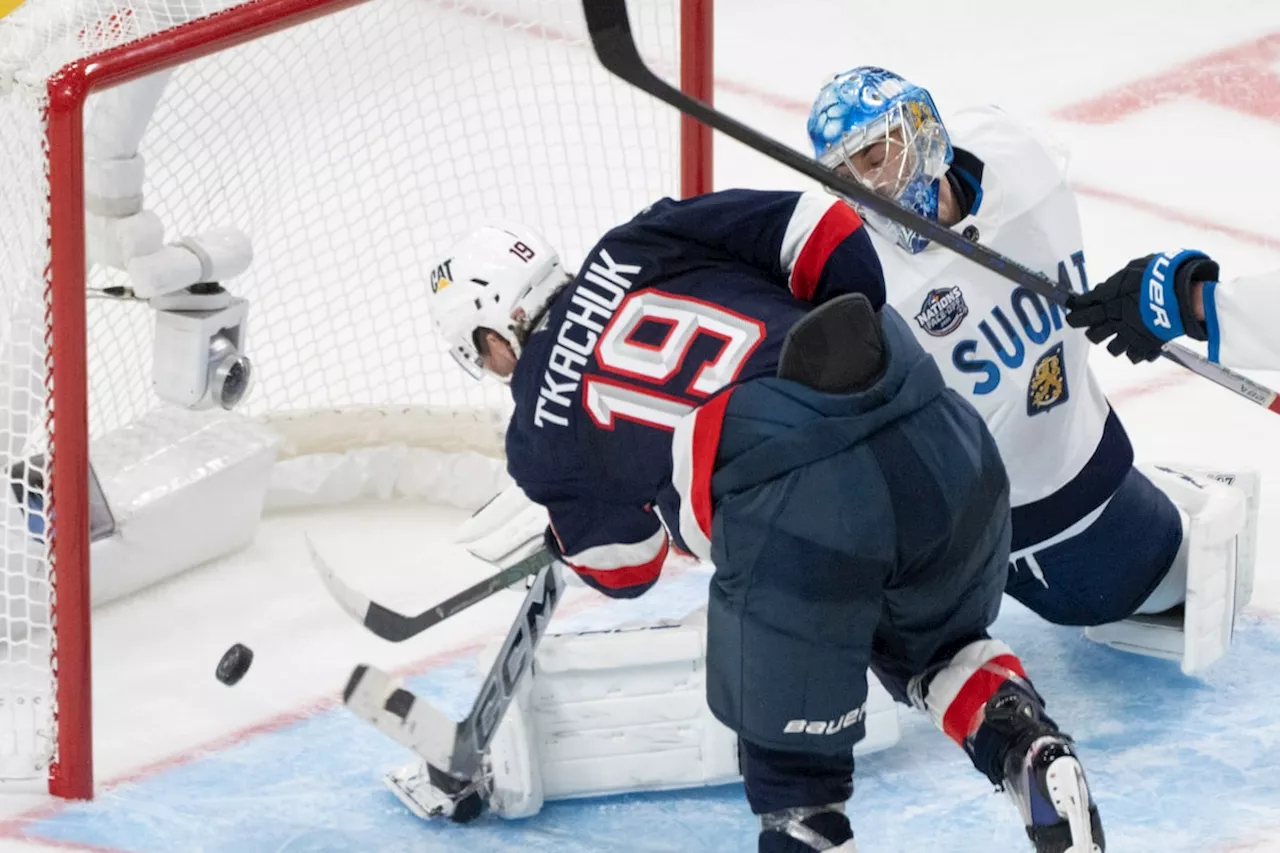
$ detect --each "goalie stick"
[582,0,1280,417]
[342,557,565,820]
[306,534,552,642]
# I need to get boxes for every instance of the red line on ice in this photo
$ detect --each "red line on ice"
[445,1,1280,248]
[0,557,698,843]
[1054,33,1280,126]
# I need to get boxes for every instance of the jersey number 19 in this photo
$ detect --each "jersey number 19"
[584,292,764,430]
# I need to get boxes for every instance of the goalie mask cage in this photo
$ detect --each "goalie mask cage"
[0,0,712,799]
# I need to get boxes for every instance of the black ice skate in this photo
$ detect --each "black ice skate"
[758,804,857,853]
[984,686,1105,853]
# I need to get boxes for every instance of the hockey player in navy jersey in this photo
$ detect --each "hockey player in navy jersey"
[807,67,1256,675]
[425,190,1104,852]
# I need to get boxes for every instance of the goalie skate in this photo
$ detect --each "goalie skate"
[385,760,488,824]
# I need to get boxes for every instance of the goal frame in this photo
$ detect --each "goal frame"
[41,0,713,800]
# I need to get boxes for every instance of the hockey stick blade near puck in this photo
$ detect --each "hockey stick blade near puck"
[216,643,254,686]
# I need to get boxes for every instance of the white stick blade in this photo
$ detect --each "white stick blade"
[305,533,373,622]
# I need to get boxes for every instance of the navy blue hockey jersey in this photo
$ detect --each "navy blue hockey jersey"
[505,189,885,598]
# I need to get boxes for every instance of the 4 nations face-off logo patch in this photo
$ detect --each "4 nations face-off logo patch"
[1027,342,1070,416]
[913,286,968,336]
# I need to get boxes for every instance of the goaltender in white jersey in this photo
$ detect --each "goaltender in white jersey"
[863,104,1106,511]
[807,66,1258,673]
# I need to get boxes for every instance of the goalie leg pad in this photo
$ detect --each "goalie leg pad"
[1085,463,1247,675]
[484,608,899,818]
[485,609,736,817]
[1192,468,1260,612]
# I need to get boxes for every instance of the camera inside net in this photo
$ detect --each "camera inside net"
[152,295,253,410]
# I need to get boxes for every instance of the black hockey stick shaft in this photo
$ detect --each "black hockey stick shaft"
[342,561,564,784]
[583,0,1280,414]
[363,554,546,642]
[308,532,553,643]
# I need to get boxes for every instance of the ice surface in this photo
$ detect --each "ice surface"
[4,0,1280,849]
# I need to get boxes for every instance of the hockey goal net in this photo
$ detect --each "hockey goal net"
[0,0,711,798]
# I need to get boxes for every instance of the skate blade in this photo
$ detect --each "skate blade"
[1043,754,1101,853]
[384,766,450,821]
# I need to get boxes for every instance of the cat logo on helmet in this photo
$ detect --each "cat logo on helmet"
[1027,342,1069,416]
[430,259,453,293]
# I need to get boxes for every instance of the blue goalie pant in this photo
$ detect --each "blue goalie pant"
[1006,465,1184,626]
[698,310,1012,814]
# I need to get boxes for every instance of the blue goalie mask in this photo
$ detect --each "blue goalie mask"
[808,67,953,254]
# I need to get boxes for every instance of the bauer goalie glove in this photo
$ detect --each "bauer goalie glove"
[1066,250,1218,363]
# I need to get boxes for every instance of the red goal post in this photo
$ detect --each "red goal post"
[1,0,713,800]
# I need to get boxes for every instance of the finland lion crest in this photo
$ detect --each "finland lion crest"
[1027,342,1069,416]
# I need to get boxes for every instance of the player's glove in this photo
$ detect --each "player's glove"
[1066,250,1218,363]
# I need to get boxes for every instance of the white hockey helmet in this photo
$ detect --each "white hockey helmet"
[427,223,566,380]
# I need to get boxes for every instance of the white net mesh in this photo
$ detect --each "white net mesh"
[0,61,57,785]
[0,0,687,785]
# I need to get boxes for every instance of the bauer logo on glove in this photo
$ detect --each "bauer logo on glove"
[1141,252,1186,336]
[1067,249,1217,363]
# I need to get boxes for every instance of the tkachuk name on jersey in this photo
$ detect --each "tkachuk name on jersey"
[783,704,866,736]
[534,249,642,428]
[914,286,968,336]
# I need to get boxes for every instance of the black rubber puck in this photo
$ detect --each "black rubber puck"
[450,790,484,824]
[216,643,254,686]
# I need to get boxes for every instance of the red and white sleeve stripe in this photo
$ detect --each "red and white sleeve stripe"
[778,191,865,302]
[919,639,1028,745]
[554,526,669,594]
[671,388,738,562]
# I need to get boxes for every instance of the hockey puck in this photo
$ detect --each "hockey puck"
[450,790,484,824]
[216,643,254,686]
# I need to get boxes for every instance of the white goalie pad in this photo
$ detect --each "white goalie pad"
[482,608,900,819]
[1195,468,1260,612]
[1084,463,1251,675]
